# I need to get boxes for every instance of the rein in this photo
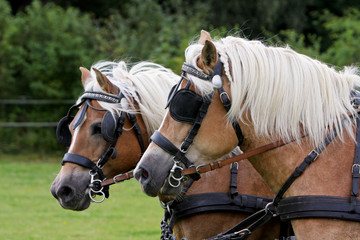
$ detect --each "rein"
[100,171,134,187]
[181,134,306,176]
[99,132,305,187]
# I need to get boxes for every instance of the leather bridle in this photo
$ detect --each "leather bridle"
[151,60,244,187]
[57,89,145,202]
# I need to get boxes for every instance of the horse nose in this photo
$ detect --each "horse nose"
[134,167,150,185]
[56,185,76,203]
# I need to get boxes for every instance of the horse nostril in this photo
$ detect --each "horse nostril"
[142,169,149,179]
[61,186,72,195]
[57,185,75,203]
[134,167,150,183]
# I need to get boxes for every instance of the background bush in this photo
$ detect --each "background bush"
[1,0,360,153]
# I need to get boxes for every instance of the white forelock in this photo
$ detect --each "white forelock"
[185,36,360,147]
[79,60,179,136]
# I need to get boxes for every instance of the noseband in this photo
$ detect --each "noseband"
[151,60,244,186]
[56,90,145,202]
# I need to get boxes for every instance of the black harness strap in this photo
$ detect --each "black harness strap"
[207,207,275,240]
[273,125,339,207]
[128,113,146,153]
[151,130,194,169]
[206,119,346,240]
[62,152,96,170]
[172,193,273,220]
[218,87,244,146]
[276,115,360,221]
[278,195,360,221]
[351,116,360,212]
[230,162,239,197]
[160,163,274,240]
[179,91,214,152]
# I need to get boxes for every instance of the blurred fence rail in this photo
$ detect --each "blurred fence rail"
[0,99,74,128]
[0,99,74,105]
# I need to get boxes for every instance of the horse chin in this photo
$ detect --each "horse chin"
[159,180,183,197]
[138,178,162,197]
[57,191,91,211]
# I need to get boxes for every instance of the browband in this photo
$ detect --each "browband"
[181,63,210,81]
[81,91,125,103]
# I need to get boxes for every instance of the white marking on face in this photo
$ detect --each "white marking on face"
[69,115,87,152]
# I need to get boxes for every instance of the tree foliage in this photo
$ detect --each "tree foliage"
[2,0,360,153]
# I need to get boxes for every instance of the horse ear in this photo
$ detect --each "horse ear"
[92,68,119,94]
[79,67,91,87]
[198,30,212,45]
[200,40,218,73]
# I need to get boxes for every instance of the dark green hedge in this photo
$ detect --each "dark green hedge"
[1,0,360,153]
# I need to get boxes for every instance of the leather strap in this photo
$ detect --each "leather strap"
[182,136,304,176]
[101,171,134,187]
[179,91,214,152]
[62,153,96,169]
[151,130,194,168]
[230,162,239,197]
[278,195,360,221]
[128,113,146,153]
[351,116,360,211]
[218,87,244,146]
[172,193,273,220]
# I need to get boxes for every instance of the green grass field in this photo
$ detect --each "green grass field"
[0,154,163,240]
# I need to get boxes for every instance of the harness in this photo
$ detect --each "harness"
[152,60,244,187]
[56,90,145,202]
[150,60,360,240]
[160,162,274,240]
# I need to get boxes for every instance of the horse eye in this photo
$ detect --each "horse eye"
[92,122,102,135]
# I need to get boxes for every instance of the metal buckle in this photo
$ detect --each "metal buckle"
[265,202,277,217]
[195,163,208,174]
[95,159,104,169]
[309,149,320,162]
[233,228,251,237]
[219,91,229,104]
[352,163,360,173]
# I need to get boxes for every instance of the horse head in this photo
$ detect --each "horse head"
[51,61,178,210]
[135,31,241,197]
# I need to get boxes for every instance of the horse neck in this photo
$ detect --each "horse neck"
[243,121,357,197]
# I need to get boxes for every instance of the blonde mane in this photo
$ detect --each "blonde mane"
[80,60,179,136]
[185,36,360,147]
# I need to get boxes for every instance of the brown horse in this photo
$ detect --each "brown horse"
[50,60,279,239]
[51,61,178,210]
[135,30,360,240]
